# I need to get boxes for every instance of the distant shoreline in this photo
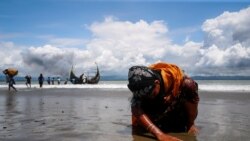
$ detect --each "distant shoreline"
[1,75,250,81]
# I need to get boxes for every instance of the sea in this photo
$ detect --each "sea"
[0,79,250,92]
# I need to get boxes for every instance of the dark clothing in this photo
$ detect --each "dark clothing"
[47,77,51,85]
[132,76,199,132]
[38,75,44,88]
[9,77,15,85]
[8,76,17,91]
[25,75,32,87]
[52,78,54,85]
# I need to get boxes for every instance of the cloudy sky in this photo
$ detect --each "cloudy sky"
[0,0,250,78]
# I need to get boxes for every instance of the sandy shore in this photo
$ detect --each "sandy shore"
[0,88,250,141]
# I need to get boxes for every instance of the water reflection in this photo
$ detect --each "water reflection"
[6,92,17,113]
[131,126,198,141]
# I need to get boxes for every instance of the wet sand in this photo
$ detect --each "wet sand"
[0,88,250,141]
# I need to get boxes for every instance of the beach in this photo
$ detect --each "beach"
[0,84,250,141]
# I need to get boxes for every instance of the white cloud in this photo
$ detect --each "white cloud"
[0,42,22,68]
[49,38,87,48]
[196,45,225,67]
[202,7,250,49]
[21,45,94,77]
[37,35,87,48]
[86,17,172,75]
[197,7,250,75]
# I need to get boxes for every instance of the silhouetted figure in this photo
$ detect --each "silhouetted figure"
[25,75,32,88]
[57,77,61,85]
[38,73,44,88]
[52,77,55,85]
[8,76,17,91]
[47,77,51,85]
[3,68,18,92]
[64,78,68,85]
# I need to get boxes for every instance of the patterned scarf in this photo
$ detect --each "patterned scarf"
[127,66,157,98]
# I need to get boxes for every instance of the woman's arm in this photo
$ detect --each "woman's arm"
[132,106,182,141]
[184,100,199,135]
[182,77,199,135]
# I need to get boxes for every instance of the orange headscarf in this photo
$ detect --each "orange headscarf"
[149,62,183,97]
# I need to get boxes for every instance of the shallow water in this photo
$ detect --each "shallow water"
[1,80,250,92]
[0,89,133,141]
[0,88,250,141]
[196,91,250,141]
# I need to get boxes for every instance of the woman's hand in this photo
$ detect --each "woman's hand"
[157,133,182,141]
[188,124,199,135]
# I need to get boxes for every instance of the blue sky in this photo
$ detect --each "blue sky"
[1,1,248,45]
[1,0,250,77]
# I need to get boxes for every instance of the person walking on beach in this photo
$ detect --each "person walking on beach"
[25,75,32,88]
[3,68,18,92]
[38,73,44,88]
[47,77,51,85]
[57,77,61,85]
[52,77,54,85]
[64,78,68,85]
[8,76,17,91]
[127,62,199,141]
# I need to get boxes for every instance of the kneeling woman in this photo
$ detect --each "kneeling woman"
[127,62,199,141]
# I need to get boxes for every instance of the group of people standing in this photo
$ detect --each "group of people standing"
[31,74,63,88]
[2,69,63,91]
[46,76,61,85]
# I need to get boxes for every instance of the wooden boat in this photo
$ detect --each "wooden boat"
[86,64,100,84]
[69,63,100,84]
[69,67,84,84]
